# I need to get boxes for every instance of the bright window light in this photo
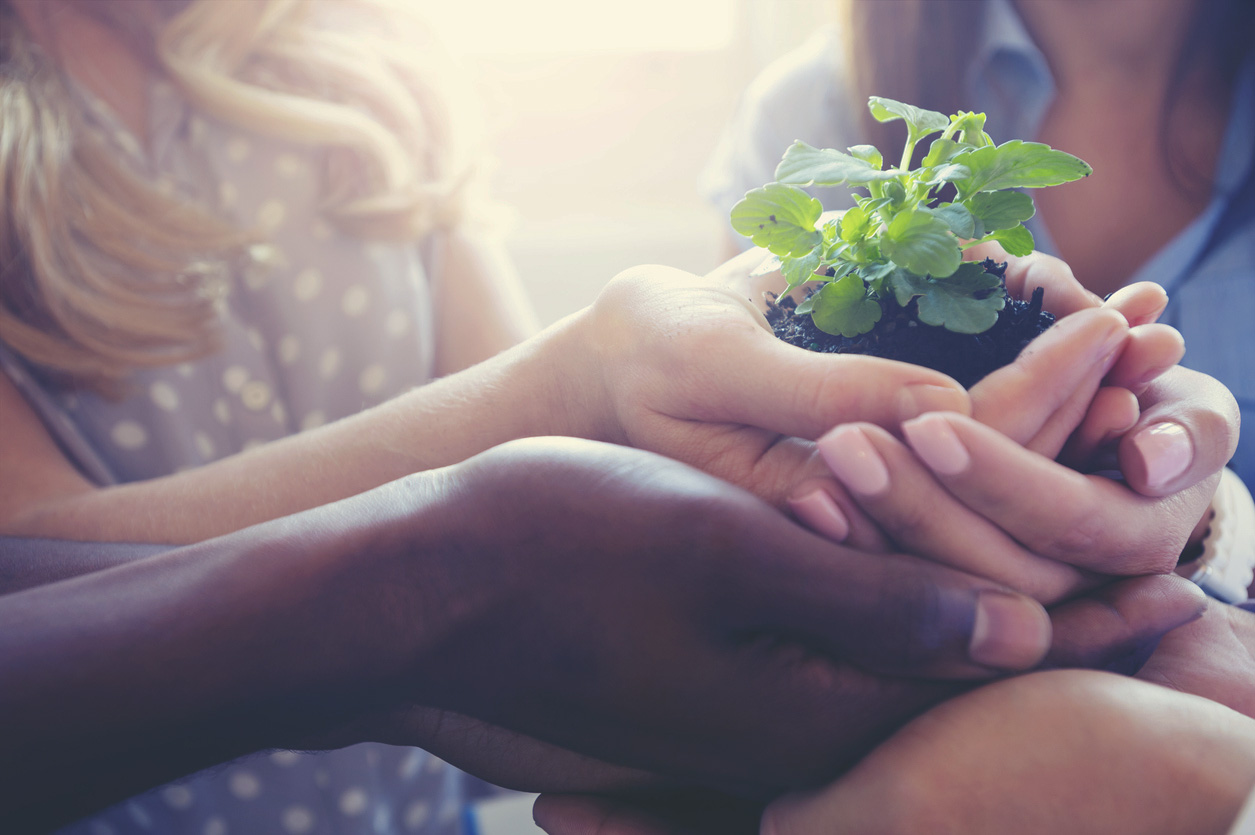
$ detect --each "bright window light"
[422,0,738,55]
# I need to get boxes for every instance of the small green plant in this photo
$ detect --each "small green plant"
[730,97,1091,338]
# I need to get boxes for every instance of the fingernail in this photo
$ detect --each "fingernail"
[902,413,970,476]
[896,383,968,422]
[970,591,1051,670]
[817,426,890,496]
[1133,421,1193,491]
[788,489,850,542]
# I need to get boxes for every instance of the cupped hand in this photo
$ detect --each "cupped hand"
[760,669,1255,835]
[580,253,971,511]
[332,439,1198,797]
[379,437,1029,794]
[1137,600,1255,718]
[806,248,1236,597]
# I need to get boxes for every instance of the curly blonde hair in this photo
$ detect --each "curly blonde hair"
[0,0,471,392]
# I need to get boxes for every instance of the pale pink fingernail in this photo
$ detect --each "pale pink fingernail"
[787,489,850,542]
[970,591,1051,670]
[1133,421,1193,491]
[817,426,890,496]
[902,413,971,476]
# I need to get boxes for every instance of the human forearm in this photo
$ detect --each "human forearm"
[0,482,438,826]
[2,312,604,543]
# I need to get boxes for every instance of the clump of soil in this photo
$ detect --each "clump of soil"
[766,260,1054,388]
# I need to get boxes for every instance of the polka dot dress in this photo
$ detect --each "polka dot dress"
[2,80,495,834]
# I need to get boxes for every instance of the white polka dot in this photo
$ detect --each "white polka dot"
[257,199,287,230]
[293,268,323,301]
[318,347,341,380]
[314,769,330,788]
[228,770,261,800]
[203,817,227,835]
[219,182,238,208]
[300,410,326,432]
[222,366,250,393]
[271,401,287,425]
[246,328,266,353]
[89,822,116,835]
[111,420,148,450]
[282,805,315,833]
[150,381,180,412]
[365,748,381,767]
[270,750,301,767]
[398,749,424,779]
[403,800,430,830]
[242,246,285,291]
[275,153,304,178]
[385,310,410,337]
[339,788,368,816]
[241,439,267,453]
[213,398,233,425]
[358,364,387,396]
[162,784,194,810]
[426,755,445,774]
[312,219,334,240]
[201,276,230,304]
[240,380,272,411]
[340,284,370,317]
[278,335,301,365]
[194,432,215,459]
[226,137,251,162]
[177,363,195,378]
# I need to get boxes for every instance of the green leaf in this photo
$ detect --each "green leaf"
[922,137,962,168]
[884,180,907,205]
[968,191,1035,231]
[809,272,883,337]
[881,209,962,278]
[781,246,823,296]
[920,163,971,187]
[847,144,883,169]
[987,224,1035,257]
[867,97,949,143]
[793,295,816,315]
[839,205,872,242]
[730,184,823,256]
[950,111,990,147]
[931,203,977,239]
[775,141,901,187]
[889,262,1006,334]
[953,140,1092,197]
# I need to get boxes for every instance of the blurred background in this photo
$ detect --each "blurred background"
[423,0,832,325]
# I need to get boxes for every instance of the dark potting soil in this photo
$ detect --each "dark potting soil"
[766,260,1054,388]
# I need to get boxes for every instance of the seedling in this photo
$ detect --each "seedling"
[731,97,1090,342]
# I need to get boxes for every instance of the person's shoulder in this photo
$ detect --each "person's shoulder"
[741,26,857,137]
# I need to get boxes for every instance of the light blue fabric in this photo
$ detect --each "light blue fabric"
[0,72,482,835]
[701,0,1255,486]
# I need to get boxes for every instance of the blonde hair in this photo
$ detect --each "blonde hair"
[0,0,472,393]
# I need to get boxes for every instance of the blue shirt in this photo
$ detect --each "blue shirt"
[702,0,1255,485]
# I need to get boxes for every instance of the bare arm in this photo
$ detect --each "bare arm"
[0,251,973,544]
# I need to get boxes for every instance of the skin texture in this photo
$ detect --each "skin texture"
[760,670,1255,835]
[1,438,1206,830]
